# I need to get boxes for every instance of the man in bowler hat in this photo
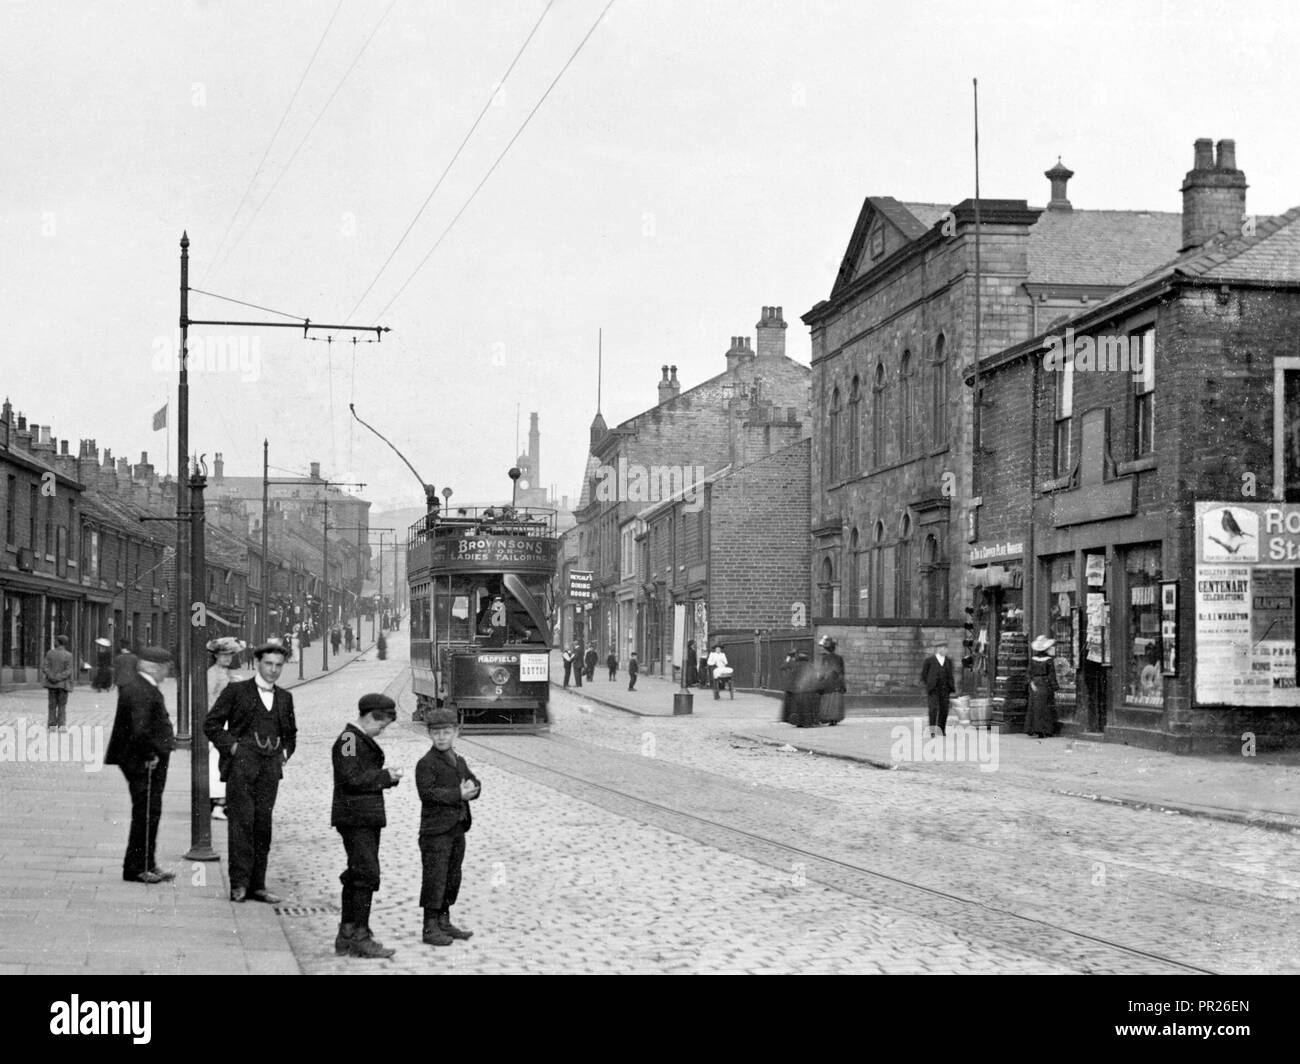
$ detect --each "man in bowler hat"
[920,640,956,736]
[104,647,177,884]
[331,693,403,959]
[205,641,297,903]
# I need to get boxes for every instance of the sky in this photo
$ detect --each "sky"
[3,0,1299,514]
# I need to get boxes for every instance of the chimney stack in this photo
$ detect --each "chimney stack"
[310,461,321,480]
[1044,158,1074,211]
[755,306,787,360]
[658,365,674,405]
[1181,137,1247,251]
[669,365,680,400]
[213,452,224,482]
[726,336,756,372]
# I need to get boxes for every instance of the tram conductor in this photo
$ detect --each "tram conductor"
[205,641,298,903]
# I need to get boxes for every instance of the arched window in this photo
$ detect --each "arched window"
[932,334,947,446]
[828,386,841,483]
[820,556,837,617]
[896,513,913,618]
[871,520,888,617]
[848,376,861,474]
[899,349,913,457]
[871,363,886,467]
[921,531,949,618]
[847,527,860,617]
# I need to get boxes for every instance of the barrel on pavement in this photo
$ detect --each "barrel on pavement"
[673,692,693,715]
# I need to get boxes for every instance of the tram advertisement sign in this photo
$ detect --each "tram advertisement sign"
[569,570,594,600]
[428,536,559,573]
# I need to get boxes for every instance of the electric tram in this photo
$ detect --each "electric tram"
[406,504,558,733]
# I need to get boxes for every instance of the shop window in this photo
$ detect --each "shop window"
[1125,544,1164,706]
[1046,555,1078,698]
[1275,360,1300,502]
[1132,326,1155,457]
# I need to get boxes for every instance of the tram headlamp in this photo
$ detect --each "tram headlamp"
[489,666,511,686]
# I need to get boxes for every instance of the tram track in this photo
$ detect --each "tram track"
[462,730,1222,975]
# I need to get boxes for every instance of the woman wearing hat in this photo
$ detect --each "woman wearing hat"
[206,637,247,818]
[817,636,847,726]
[1026,635,1060,738]
[92,637,114,692]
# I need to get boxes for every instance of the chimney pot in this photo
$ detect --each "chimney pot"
[310,461,321,480]
[16,415,24,431]
[1216,138,1238,170]
[61,440,69,455]
[1193,138,1214,170]
[1181,137,1248,251]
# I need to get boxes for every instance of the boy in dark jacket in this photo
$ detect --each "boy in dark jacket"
[627,651,639,691]
[606,652,618,681]
[416,707,481,946]
[331,694,403,959]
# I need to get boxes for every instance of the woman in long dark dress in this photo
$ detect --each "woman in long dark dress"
[790,651,821,727]
[92,638,113,691]
[1025,634,1059,737]
[817,637,846,726]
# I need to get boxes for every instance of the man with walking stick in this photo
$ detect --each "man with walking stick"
[104,646,177,884]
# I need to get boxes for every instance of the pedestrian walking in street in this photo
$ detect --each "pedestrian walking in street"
[42,634,74,729]
[584,645,598,682]
[606,652,618,681]
[92,637,113,692]
[204,641,297,904]
[572,642,583,688]
[416,707,481,947]
[779,650,799,724]
[627,652,639,691]
[707,644,731,700]
[345,625,354,652]
[685,640,699,687]
[205,636,246,820]
[332,693,403,959]
[920,640,955,736]
[104,646,176,884]
[1025,635,1060,738]
[817,636,847,726]
[112,643,138,689]
[562,646,574,688]
[331,628,342,656]
[783,650,821,727]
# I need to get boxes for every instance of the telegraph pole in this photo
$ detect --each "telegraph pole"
[174,233,388,744]
[260,439,268,644]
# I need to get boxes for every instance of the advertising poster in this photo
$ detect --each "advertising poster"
[1160,581,1178,676]
[1194,566,1258,704]
[1085,593,1109,664]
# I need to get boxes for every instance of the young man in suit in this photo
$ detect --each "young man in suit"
[331,693,403,959]
[42,634,74,729]
[204,641,298,903]
[920,640,956,736]
[416,708,481,946]
[104,646,177,884]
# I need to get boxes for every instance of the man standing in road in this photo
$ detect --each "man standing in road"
[584,645,598,682]
[42,634,74,730]
[104,646,176,884]
[920,640,955,736]
[205,642,298,903]
[561,646,574,688]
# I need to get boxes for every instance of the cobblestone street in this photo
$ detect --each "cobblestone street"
[266,637,1300,974]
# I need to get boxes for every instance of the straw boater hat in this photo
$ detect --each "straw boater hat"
[95,637,112,648]
[1031,635,1054,653]
[206,637,246,656]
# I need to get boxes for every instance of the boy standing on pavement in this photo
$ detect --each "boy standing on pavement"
[416,708,481,947]
[331,693,403,959]
[627,651,639,691]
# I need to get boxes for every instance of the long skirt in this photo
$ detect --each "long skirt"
[818,691,845,724]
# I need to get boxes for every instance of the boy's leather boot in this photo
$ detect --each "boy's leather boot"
[351,890,395,957]
[438,908,473,940]
[423,907,453,946]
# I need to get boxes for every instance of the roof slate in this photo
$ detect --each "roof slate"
[1027,209,1183,286]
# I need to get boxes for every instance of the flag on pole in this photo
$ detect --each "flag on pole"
[152,403,167,431]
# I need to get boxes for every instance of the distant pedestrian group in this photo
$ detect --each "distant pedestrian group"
[779,636,846,727]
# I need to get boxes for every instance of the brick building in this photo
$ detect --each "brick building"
[564,306,810,671]
[971,138,1300,752]
[802,163,1184,701]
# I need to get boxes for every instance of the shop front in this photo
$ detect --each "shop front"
[964,541,1026,730]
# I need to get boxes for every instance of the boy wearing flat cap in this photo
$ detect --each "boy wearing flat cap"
[331,693,403,959]
[415,707,481,946]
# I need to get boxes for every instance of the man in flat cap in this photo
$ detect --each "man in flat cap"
[331,693,403,959]
[204,641,297,903]
[104,647,177,884]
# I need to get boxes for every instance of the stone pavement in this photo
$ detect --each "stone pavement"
[567,671,1300,833]
[0,634,380,974]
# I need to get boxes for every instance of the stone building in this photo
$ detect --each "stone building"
[802,162,1185,701]
[971,138,1300,751]
[564,306,810,670]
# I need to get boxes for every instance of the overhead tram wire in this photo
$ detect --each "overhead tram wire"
[199,0,346,288]
[208,0,401,283]
[344,0,557,323]
[370,0,617,323]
